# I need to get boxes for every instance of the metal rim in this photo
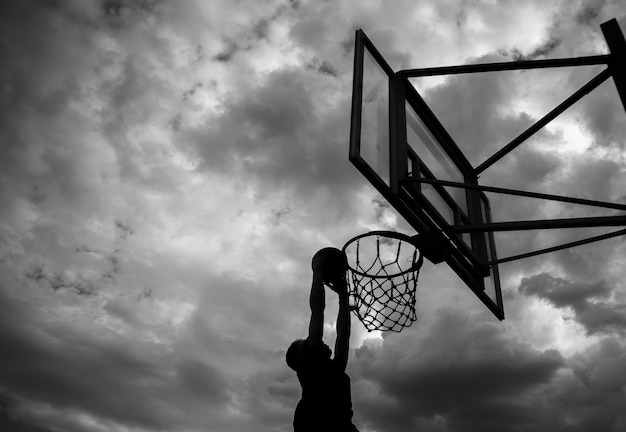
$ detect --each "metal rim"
[342,230,424,278]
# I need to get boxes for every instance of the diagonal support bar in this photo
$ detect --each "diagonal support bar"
[474,68,612,174]
[449,215,626,233]
[488,228,626,265]
[405,177,626,211]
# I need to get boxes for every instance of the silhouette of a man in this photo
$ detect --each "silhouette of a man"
[286,248,359,432]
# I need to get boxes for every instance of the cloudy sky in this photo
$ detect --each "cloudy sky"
[1,0,626,431]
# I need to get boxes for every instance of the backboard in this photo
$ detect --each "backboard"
[349,29,504,320]
[349,20,626,323]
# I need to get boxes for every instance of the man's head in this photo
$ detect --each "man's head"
[286,339,331,371]
[286,339,306,371]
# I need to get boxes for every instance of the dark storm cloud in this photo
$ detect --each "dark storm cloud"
[418,54,559,168]
[288,1,343,52]
[0,2,96,174]
[580,81,626,148]
[415,55,569,267]
[306,57,339,77]
[560,158,623,205]
[0,294,165,430]
[24,262,98,295]
[520,273,610,307]
[542,4,626,150]
[526,37,562,59]
[176,273,319,430]
[208,2,289,63]
[177,358,232,402]
[547,337,626,431]
[189,68,310,170]
[0,0,180,226]
[101,0,162,28]
[0,394,54,432]
[519,273,626,334]
[506,37,562,61]
[237,367,296,431]
[352,309,564,432]
[0,285,233,431]
[215,38,241,62]
[575,0,608,25]
[187,66,363,220]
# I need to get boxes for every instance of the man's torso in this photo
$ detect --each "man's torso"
[294,340,355,431]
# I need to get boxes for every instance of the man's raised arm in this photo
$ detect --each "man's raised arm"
[333,279,350,371]
[308,265,325,347]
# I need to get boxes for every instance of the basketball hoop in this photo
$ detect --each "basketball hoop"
[342,231,424,332]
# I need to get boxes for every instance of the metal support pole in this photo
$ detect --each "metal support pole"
[601,19,626,113]
[488,228,626,265]
[449,215,626,233]
[404,177,626,211]
[399,55,611,77]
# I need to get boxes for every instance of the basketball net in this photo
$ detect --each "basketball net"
[343,231,424,332]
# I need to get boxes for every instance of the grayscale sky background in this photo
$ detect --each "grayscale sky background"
[1,1,626,431]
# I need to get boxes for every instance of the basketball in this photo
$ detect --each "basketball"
[312,247,348,285]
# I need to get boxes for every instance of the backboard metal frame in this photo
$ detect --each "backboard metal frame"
[350,29,504,319]
[349,19,626,322]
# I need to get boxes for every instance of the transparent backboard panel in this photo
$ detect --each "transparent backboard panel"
[405,100,474,255]
[401,87,503,319]
[482,230,497,300]
[349,29,504,320]
[481,196,502,307]
[462,232,472,250]
[420,178,455,225]
[360,49,390,186]
[405,101,467,214]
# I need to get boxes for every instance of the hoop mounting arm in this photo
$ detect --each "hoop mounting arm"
[449,215,626,233]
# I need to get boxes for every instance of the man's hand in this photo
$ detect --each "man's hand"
[334,275,351,371]
[327,276,348,296]
[311,247,348,287]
